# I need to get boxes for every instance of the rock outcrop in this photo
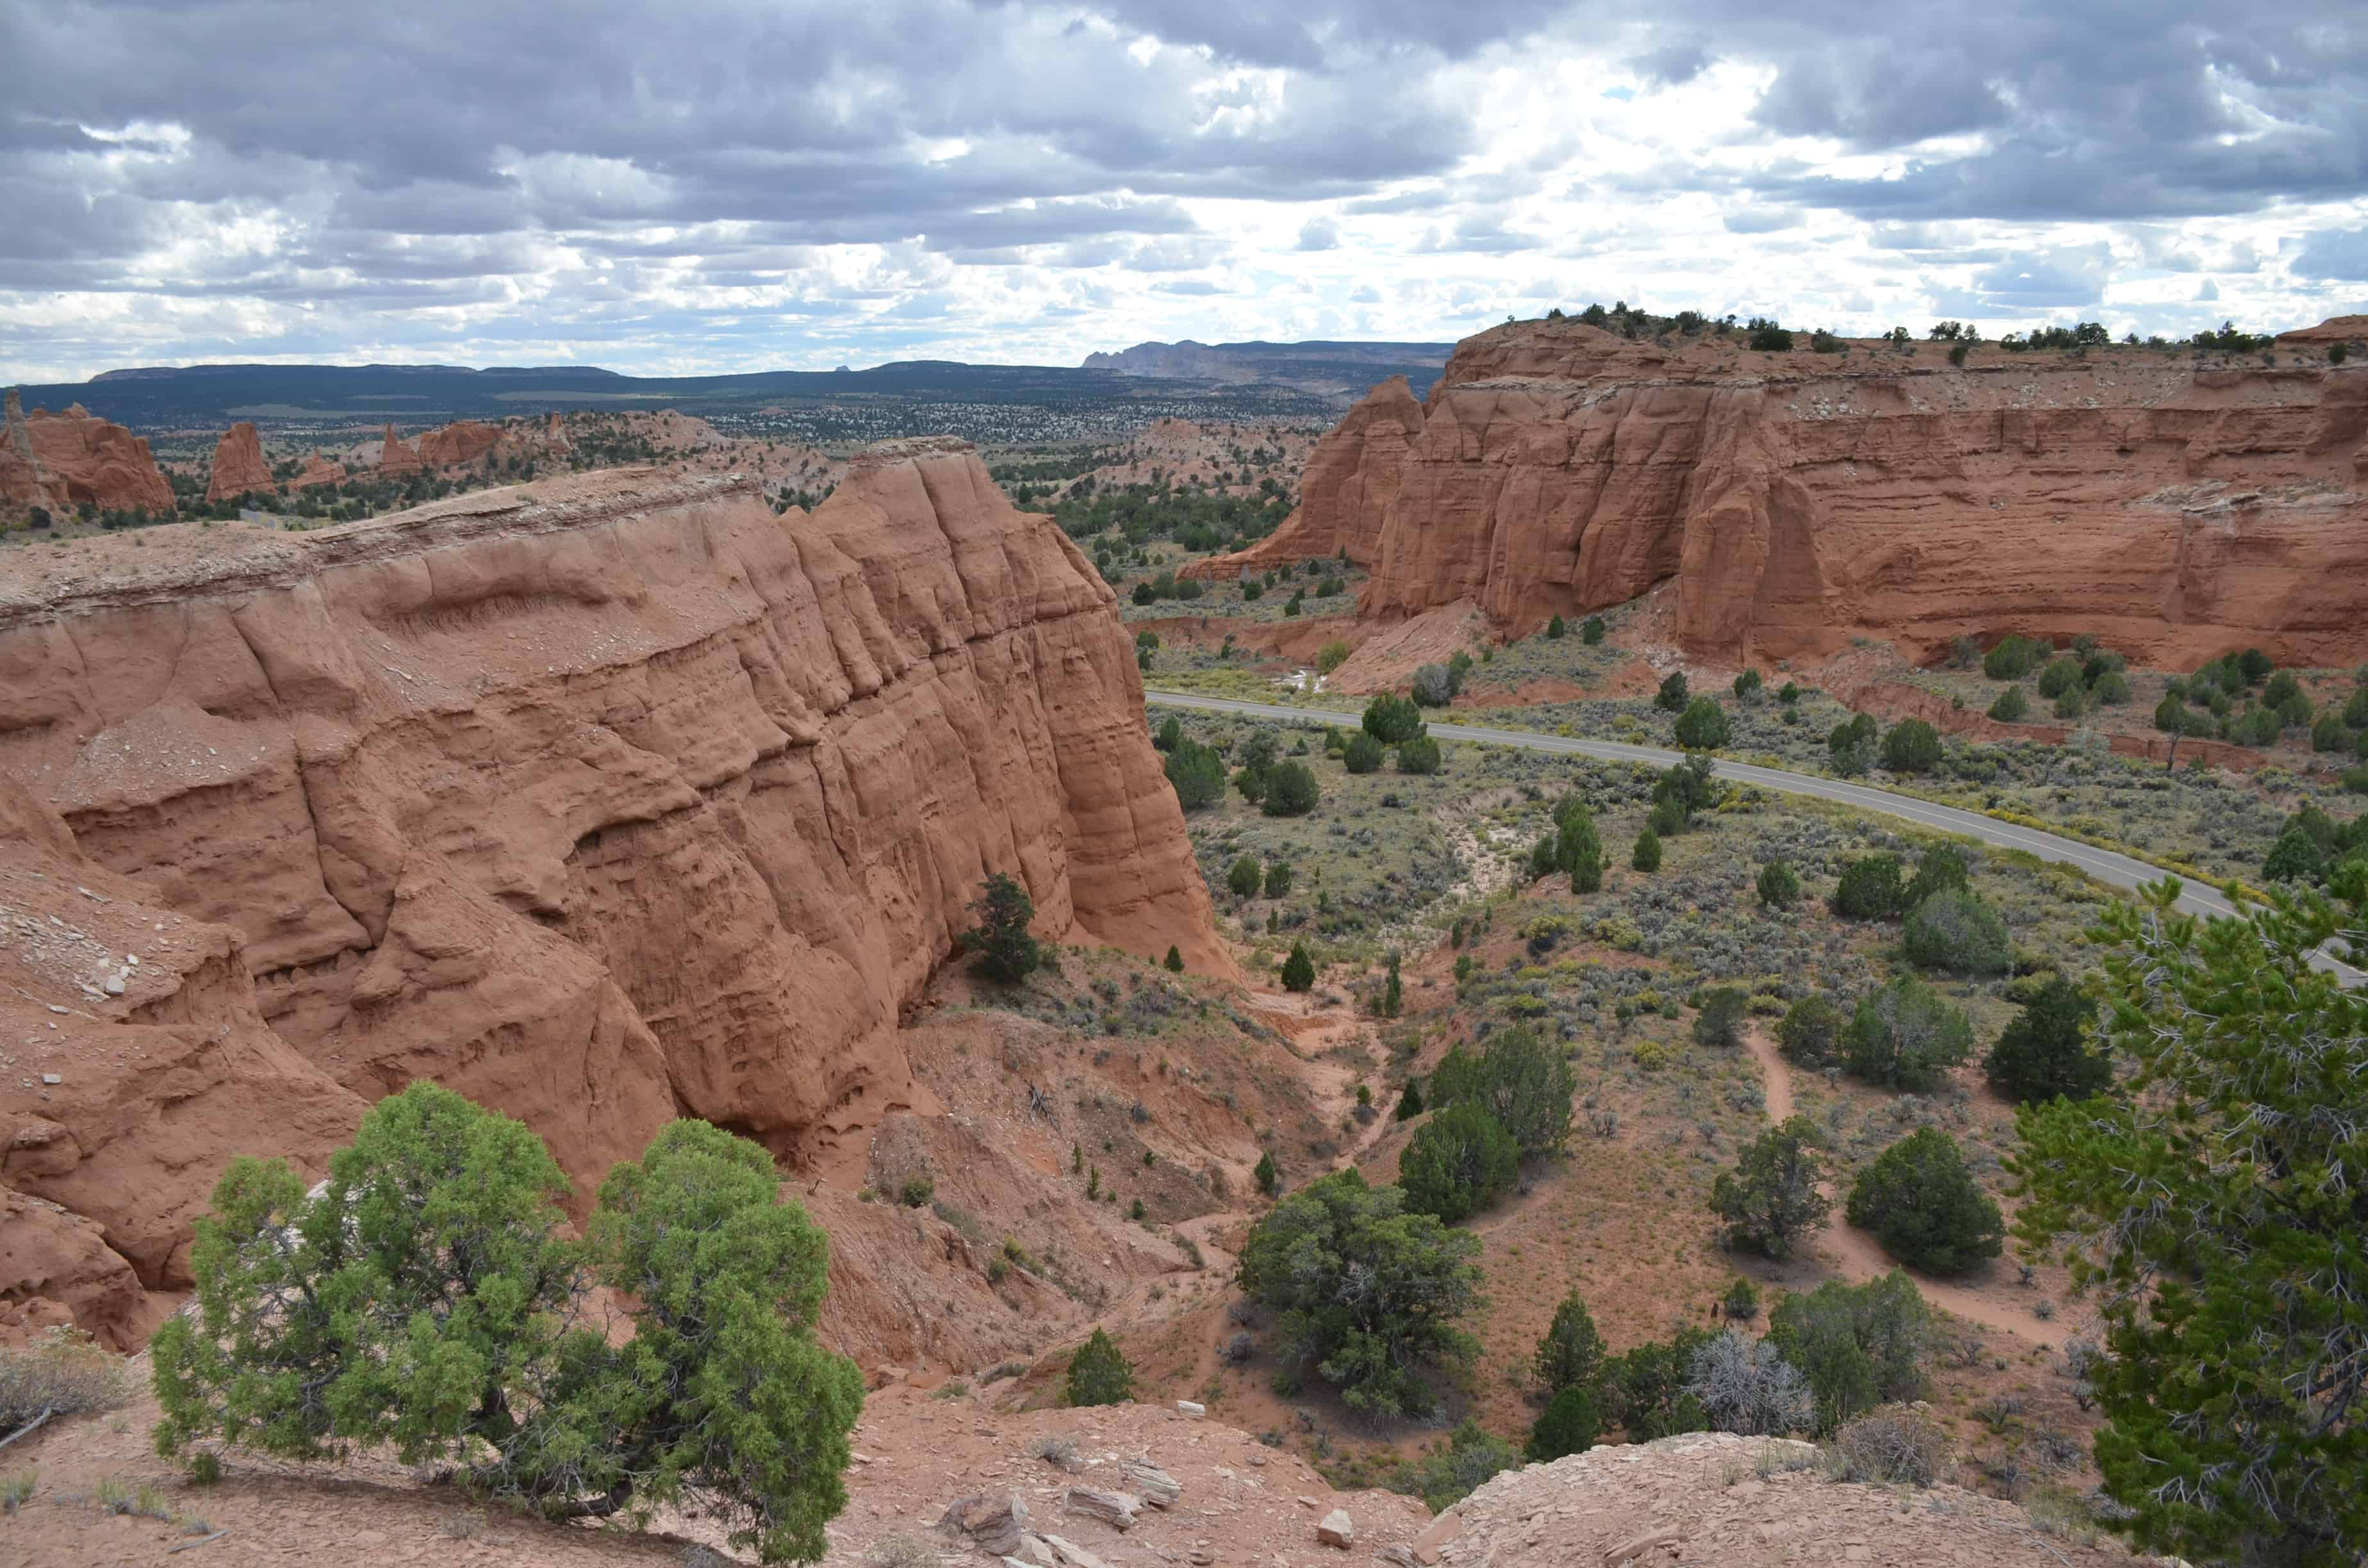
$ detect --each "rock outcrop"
[1,393,176,518]
[290,453,345,491]
[1191,319,2368,668]
[415,418,508,468]
[377,424,423,477]
[0,440,1220,1341]
[204,421,274,502]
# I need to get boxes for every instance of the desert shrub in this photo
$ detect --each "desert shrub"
[1,1326,127,1430]
[1545,615,1566,640]
[1065,1328,1135,1407]
[962,872,1041,982]
[1828,713,1879,775]
[1153,716,1181,752]
[1756,860,1802,908]
[1831,853,1906,920]
[155,1093,864,1563]
[1342,731,1384,773]
[1409,664,1457,707]
[1397,1104,1519,1223]
[1846,1128,2005,1275]
[1765,1273,1931,1432]
[1426,1027,1575,1157]
[1227,856,1262,897]
[1880,720,1942,774]
[1988,685,2030,722]
[1674,697,1731,750]
[1632,827,1662,872]
[1687,1329,1813,1436]
[1902,887,2012,976]
[1734,668,1765,700]
[2037,657,2085,699]
[1710,1116,1831,1259]
[1316,639,1352,675]
[1533,1291,1607,1395]
[1776,994,1844,1068]
[1830,1405,1947,1485]
[1902,845,1971,908]
[1164,740,1226,810]
[1983,635,2044,682]
[1843,976,1974,1090]
[1261,762,1319,816]
[2263,826,2326,883]
[1254,1151,1279,1196]
[1397,735,1443,775]
[1693,985,1748,1049]
[1603,1328,1714,1440]
[1655,671,1690,712]
[1525,1384,1600,1462]
[1280,942,1315,993]
[1984,975,2110,1104]
[1388,1419,1518,1511]
[1236,1170,1481,1417]
[2094,669,2132,705]
[1723,1278,1761,1320]
[1362,692,1425,745]
[1583,616,1606,645]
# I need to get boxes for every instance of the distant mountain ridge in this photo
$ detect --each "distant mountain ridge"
[1082,338,1454,397]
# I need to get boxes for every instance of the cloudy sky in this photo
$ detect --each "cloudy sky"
[4,0,2366,382]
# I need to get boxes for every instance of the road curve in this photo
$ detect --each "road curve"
[1143,689,2365,984]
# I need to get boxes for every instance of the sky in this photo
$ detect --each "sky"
[4,0,2367,383]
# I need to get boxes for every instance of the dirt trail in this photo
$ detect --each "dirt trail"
[1741,1027,2071,1350]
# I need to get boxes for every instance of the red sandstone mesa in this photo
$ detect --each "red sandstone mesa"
[1192,316,2368,669]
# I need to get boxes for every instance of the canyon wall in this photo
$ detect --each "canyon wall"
[1191,317,2368,668]
[0,438,1220,1338]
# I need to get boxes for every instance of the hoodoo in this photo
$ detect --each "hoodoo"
[0,437,1221,1341]
[203,421,273,502]
[1192,316,2368,668]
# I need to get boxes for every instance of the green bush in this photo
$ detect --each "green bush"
[1984,974,2110,1104]
[1827,714,1879,776]
[154,1093,863,1564]
[1254,1150,1279,1196]
[1902,845,1970,908]
[1709,1116,1831,1260]
[1734,669,1764,701]
[1775,993,1844,1067]
[1164,740,1226,810]
[1342,731,1385,773]
[1764,1273,1930,1433]
[1755,860,1802,908]
[1602,1328,1713,1440]
[1654,672,1690,712]
[1533,1291,1607,1395]
[1843,976,1974,1090]
[1880,719,1942,774]
[1582,616,1606,646]
[1427,1027,1575,1157]
[1263,860,1294,897]
[1674,696,1730,749]
[1228,856,1262,897]
[1362,692,1426,745]
[1389,1420,1519,1511]
[962,872,1042,982]
[1902,887,2011,976]
[1164,945,1183,972]
[1545,614,1566,639]
[1987,685,2030,722]
[1153,716,1181,752]
[1846,1128,2005,1276]
[1631,828,1661,872]
[1398,1104,1520,1223]
[1525,1384,1600,1462]
[1397,734,1443,774]
[1237,1170,1481,1417]
[2314,716,2354,753]
[1831,853,1906,920]
[1556,796,1604,894]
[1982,635,2044,682]
[1260,762,1319,816]
[1065,1328,1135,1407]
[2037,657,2084,699]
[1280,942,1315,992]
[1692,985,1748,1049]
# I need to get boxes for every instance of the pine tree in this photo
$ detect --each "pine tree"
[1164,945,1185,972]
[1065,1328,1135,1407]
[1281,942,1315,992]
[1382,954,1402,1017]
[1253,1150,1279,1196]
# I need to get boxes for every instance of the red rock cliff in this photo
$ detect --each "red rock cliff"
[1192,318,2368,667]
[0,440,1221,1335]
[1,393,176,518]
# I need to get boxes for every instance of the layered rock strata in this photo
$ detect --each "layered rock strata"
[1,392,176,518]
[0,439,1219,1337]
[1192,318,2368,667]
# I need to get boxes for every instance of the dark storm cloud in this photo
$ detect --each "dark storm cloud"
[2292,228,2368,282]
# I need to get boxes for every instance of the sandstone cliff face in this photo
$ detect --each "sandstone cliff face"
[1,393,176,518]
[204,421,274,502]
[1194,320,2368,667]
[0,440,1221,1339]
[414,418,508,468]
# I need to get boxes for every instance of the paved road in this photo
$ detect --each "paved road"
[1144,689,2365,984]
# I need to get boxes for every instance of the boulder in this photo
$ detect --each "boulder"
[1317,1509,1353,1549]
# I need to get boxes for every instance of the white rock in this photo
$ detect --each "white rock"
[41,1074,62,1086]
[1177,1400,1206,1419]
[1317,1509,1354,1549]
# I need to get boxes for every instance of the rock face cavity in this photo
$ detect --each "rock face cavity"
[1192,318,2368,667]
[0,442,1219,1336]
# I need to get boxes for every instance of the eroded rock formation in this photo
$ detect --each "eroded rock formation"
[1,393,176,518]
[0,438,1220,1340]
[377,424,423,477]
[415,418,508,468]
[1192,318,2368,667]
[290,453,345,491]
[204,422,274,502]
